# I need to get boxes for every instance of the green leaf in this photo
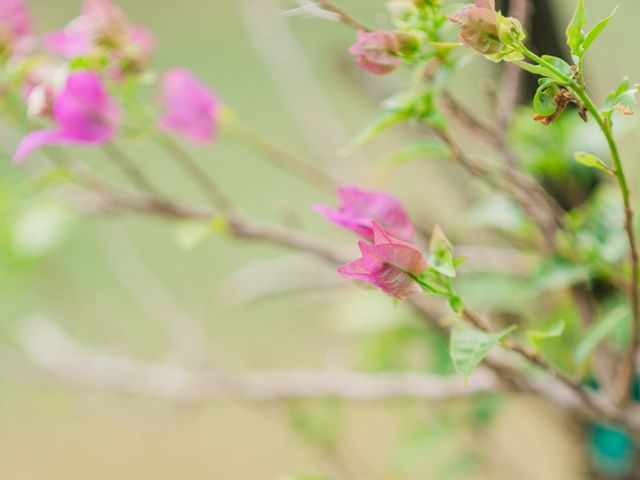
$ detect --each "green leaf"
[602,78,639,116]
[583,7,617,52]
[515,61,566,83]
[566,0,586,62]
[450,324,517,381]
[428,225,456,278]
[573,151,613,176]
[533,82,560,117]
[344,110,410,153]
[383,139,448,165]
[574,306,628,368]
[526,320,565,349]
[541,55,573,78]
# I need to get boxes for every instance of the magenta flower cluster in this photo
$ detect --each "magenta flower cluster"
[3,0,222,163]
[316,187,428,299]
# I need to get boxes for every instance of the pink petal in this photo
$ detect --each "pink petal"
[158,68,220,144]
[44,27,93,59]
[13,129,63,163]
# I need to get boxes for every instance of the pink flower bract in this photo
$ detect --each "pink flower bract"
[314,186,414,243]
[338,222,427,299]
[13,71,120,163]
[348,30,402,75]
[158,68,221,144]
[0,0,33,55]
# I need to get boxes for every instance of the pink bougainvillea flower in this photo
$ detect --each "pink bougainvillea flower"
[314,186,415,243]
[44,0,156,74]
[158,68,221,143]
[348,30,403,75]
[0,0,33,55]
[448,0,501,55]
[13,71,120,163]
[338,222,427,299]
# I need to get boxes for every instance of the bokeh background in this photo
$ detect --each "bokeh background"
[0,0,638,478]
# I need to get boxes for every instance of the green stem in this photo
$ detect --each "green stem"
[520,45,640,402]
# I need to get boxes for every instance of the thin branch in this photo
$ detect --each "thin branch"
[18,317,498,402]
[311,0,370,31]
[226,118,337,192]
[155,135,234,212]
[102,142,164,198]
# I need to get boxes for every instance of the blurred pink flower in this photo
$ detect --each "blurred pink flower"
[158,68,221,143]
[13,71,120,163]
[338,222,427,299]
[44,0,155,74]
[0,0,33,55]
[314,186,414,242]
[448,0,501,55]
[348,30,402,75]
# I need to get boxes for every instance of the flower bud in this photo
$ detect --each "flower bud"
[448,0,526,61]
[348,30,403,75]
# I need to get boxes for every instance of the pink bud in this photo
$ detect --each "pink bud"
[338,222,427,299]
[448,1,501,55]
[348,30,403,75]
[13,72,121,163]
[314,186,415,243]
[158,68,221,144]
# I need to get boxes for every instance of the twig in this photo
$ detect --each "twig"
[312,0,370,31]
[226,118,337,192]
[155,135,233,212]
[102,142,164,198]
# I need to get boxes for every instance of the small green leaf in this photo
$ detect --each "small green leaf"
[526,320,565,349]
[533,82,560,117]
[566,0,586,62]
[574,306,628,368]
[450,324,517,381]
[344,110,410,153]
[574,151,614,176]
[602,78,639,117]
[383,139,448,165]
[428,225,456,278]
[583,7,617,52]
[449,295,464,314]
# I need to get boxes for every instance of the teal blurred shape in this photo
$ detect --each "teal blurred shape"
[588,422,636,478]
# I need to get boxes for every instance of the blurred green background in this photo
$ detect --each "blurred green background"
[0,0,638,478]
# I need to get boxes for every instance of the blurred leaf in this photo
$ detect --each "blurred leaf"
[383,139,448,165]
[345,110,410,153]
[574,151,613,176]
[575,305,628,369]
[173,220,213,250]
[289,400,343,451]
[530,255,591,291]
[515,61,561,81]
[450,324,516,381]
[526,320,565,349]
[456,272,535,313]
[12,202,73,258]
